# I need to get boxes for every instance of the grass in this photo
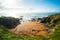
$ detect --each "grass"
[0,24,60,40]
[0,25,45,40]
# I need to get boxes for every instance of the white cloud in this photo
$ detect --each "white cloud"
[19,0,23,2]
[1,0,50,17]
[2,0,39,13]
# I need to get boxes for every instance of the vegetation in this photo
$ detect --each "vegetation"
[44,12,60,40]
[0,12,60,40]
[0,16,20,29]
[0,24,45,40]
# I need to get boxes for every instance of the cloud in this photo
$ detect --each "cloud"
[19,0,23,2]
[2,0,39,13]
[0,0,53,17]
[0,0,38,17]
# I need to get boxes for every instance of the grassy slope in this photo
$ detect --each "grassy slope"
[47,13,60,40]
[0,13,60,40]
[0,25,44,40]
[48,18,60,40]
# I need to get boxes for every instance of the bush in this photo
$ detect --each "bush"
[0,16,20,29]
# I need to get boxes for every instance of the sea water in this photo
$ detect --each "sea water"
[16,12,57,21]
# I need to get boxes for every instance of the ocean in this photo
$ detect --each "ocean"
[16,12,57,21]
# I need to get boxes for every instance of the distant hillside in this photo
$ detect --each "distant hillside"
[44,12,60,27]
[43,12,60,40]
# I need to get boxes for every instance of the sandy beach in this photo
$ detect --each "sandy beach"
[9,21,49,37]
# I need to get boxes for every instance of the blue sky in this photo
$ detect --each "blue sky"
[18,0,60,12]
[0,0,60,17]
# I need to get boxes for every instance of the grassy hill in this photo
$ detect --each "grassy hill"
[0,12,60,40]
[45,13,60,40]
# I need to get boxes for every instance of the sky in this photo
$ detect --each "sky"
[0,0,60,17]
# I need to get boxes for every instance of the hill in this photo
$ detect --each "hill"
[0,12,60,40]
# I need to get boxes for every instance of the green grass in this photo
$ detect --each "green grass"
[0,25,45,40]
[48,21,60,40]
[0,24,60,40]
